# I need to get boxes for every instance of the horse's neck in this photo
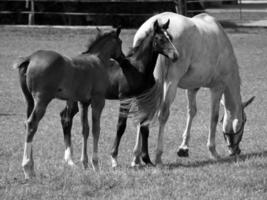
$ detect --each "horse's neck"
[223,77,242,120]
[131,39,157,78]
[90,42,114,61]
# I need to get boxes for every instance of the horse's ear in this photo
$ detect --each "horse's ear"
[242,96,255,108]
[162,19,170,30]
[153,20,160,32]
[116,26,121,37]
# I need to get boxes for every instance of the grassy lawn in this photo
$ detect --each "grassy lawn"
[0,26,266,200]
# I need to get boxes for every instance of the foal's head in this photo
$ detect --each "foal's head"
[222,96,255,156]
[131,19,178,62]
[84,27,123,60]
[152,19,178,62]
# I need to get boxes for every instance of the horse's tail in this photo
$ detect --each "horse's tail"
[126,55,171,125]
[120,81,163,125]
[14,56,34,116]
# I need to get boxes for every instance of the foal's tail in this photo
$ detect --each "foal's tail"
[13,56,34,116]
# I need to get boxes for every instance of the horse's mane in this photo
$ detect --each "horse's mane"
[82,30,115,54]
[126,28,152,58]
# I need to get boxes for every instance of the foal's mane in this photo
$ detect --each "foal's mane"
[82,30,115,54]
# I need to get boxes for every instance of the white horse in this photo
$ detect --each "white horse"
[132,12,255,165]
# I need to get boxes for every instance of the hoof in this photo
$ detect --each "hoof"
[23,162,35,180]
[66,160,76,167]
[111,156,118,168]
[131,156,142,168]
[91,159,99,172]
[141,155,155,166]
[209,152,221,160]
[81,160,88,169]
[155,155,163,166]
[177,148,189,157]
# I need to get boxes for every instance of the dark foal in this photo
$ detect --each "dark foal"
[60,20,179,168]
[15,27,123,179]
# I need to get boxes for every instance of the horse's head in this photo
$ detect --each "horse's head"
[222,96,255,156]
[152,19,179,62]
[106,27,124,61]
[85,27,123,60]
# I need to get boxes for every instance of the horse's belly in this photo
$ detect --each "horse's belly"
[178,67,214,89]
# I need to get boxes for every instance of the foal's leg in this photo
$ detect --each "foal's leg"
[177,88,199,157]
[22,96,51,179]
[60,101,78,166]
[207,87,223,160]
[91,97,105,171]
[131,124,153,167]
[140,125,153,165]
[79,101,90,169]
[155,81,178,165]
[110,102,130,168]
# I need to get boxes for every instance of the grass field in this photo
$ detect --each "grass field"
[0,26,267,200]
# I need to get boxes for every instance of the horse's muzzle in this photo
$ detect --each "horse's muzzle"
[228,145,241,156]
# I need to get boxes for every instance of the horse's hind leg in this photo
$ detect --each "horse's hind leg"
[131,123,142,167]
[60,101,78,166]
[207,86,223,160]
[91,96,105,171]
[18,66,34,118]
[177,88,199,157]
[22,96,51,179]
[110,102,129,168]
[79,101,90,169]
[131,124,153,167]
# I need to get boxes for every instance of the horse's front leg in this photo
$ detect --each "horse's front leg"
[91,96,105,171]
[131,124,154,167]
[140,125,153,165]
[60,101,78,166]
[79,101,90,169]
[155,81,178,166]
[110,102,130,168]
[207,87,223,160]
[177,88,199,157]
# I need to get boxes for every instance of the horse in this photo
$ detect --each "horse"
[14,27,123,179]
[130,12,255,165]
[59,20,179,169]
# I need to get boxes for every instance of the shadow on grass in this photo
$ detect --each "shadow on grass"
[0,113,22,116]
[167,150,267,169]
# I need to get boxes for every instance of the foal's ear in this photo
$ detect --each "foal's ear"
[153,20,160,32]
[242,96,255,108]
[96,27,102,34]
[116,26,121,37]
[162,19,170,30]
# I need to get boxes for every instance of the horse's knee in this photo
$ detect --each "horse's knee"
[212,113,219,124]
[25,119,38,142]
[188,105,197,118]
[116,117,127,135]
[159,105,170,123]
[60,108,72,128]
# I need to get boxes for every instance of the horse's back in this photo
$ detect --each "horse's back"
[26,50,70,93]
[133,12,194,47]
[134,12,239,89]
